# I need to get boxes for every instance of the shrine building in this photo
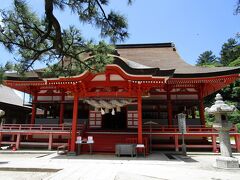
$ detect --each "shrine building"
[2,43,240,155]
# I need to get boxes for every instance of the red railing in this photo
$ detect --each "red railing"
[142,124,238,133]
[0,124,85,132]
[0,124,238,133]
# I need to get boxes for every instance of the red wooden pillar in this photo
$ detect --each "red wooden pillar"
[137,90,143,144]
[167,92,173,127]
[48,133,53,150]
[16,133,21,150]
[0,133,2,146]
[212,134,218,152]
[31,92,38,124]
[59,92,65,125]
[199,100,205,126]
[235,134,240,152]
[198,86,205,126]
[69,93,79,154]
[174,134,179,151]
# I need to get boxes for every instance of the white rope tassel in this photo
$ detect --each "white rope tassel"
[101,108,105,115]
[111,108,115,115]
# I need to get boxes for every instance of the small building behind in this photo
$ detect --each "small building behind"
[0,85,31,124]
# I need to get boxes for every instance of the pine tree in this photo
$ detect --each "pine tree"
[196,51,219,66]
[197,37,240,129]
[220,38,240,66]
[0,0,132,75]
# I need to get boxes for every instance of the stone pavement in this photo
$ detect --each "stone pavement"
[0,151,239,180]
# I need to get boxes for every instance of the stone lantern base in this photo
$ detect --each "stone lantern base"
[216,157,239,169]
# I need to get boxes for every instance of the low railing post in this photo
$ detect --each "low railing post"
[235,134,240,152]
[175,134,179,152]
[48,133,53,150]
[16,133,21,150]
[212,134,218,153]
[0,133,2,146]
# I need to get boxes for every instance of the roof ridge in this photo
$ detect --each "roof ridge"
[116,42,174,49]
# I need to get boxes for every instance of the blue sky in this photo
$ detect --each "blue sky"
[0,0,239,67]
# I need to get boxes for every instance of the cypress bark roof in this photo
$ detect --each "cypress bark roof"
[4,42,240,79]
[116,43,240,78]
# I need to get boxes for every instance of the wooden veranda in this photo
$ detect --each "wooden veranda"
[1,123,240,153]
[3,43,240,155]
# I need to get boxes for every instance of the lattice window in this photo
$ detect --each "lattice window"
[89,111,102,128]
[127,111,138,128]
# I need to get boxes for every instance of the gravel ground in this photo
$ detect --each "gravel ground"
[0,171,53,180]
[0,151,239,180]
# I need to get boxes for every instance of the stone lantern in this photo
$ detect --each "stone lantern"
[0,109,4,117]
[0,109,5,128]
[0,109,5,119]
[205,93,239,168]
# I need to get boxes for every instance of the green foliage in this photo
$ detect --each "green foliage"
[42,41,115,78]
[220,38,240,66]
[4,61,14,71]
[197,37,240,131]
[228,109,240,124]
[196,50,219,66]
[236,123,240,133]
[205,114,215,127]
[229,57,240,67]
[0,66,5,83]
[0,61,16,83]
[0,0,131,75]
[232,86,240,100]
[86,41,115,71]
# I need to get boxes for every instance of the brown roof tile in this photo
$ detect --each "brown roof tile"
[116,43,240,77]
[4,43,240,79]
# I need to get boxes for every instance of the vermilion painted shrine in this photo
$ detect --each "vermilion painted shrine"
[2,43,240,154]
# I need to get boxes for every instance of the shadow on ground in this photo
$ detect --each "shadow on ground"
[115,172,168,180]
[173,155,198,162]
[0,162,8,164]
[52,151,198,163]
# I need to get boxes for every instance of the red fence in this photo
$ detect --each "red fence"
[142,124,238,133]
[0,124,239,153]
[0,124,85,132]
